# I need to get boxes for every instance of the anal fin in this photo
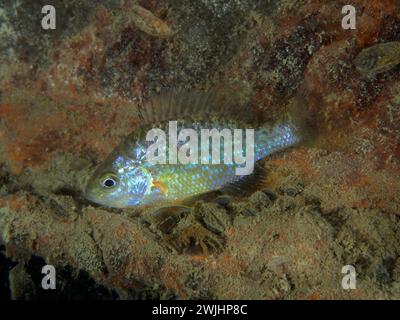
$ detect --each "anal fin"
[221,161,268,197]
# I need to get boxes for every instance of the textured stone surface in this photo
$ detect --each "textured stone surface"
[1,0,400,299]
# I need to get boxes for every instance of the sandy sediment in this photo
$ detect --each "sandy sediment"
[1,0,400,299]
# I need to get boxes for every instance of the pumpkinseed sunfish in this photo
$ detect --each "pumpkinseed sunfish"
[85,90,309,208]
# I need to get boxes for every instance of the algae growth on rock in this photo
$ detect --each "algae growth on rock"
[1,0,400,300]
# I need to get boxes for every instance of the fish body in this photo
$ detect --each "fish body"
[85,91,304,208]
[354,41,400,76]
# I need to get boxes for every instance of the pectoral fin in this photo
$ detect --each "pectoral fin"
[152,180,168,195]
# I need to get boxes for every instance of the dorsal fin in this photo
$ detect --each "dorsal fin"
[138,87,257,125]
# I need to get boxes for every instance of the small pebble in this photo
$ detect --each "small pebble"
[261,188,278,202]
[213,195,233,209]
[279,183,304,197]
[249,191,273,209]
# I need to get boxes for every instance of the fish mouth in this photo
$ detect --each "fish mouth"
[84,185,100,204]
[85,190,110,207]
[84,186,127,208]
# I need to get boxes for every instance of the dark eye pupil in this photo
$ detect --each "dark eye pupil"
[103,178,115,188]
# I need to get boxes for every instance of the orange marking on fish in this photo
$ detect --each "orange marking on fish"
[152,180,168,195]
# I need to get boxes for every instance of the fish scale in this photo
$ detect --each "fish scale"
[139,119,300,201]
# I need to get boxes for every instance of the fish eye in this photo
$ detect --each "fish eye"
[100,174,119,188]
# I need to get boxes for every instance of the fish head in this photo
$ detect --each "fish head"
[85,154,153,208]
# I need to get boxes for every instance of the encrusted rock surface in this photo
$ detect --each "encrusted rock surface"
[1,0,400,299]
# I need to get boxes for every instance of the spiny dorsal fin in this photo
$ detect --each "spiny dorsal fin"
[138,87,257,125]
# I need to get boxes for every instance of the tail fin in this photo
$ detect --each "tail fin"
[281,94,316,146]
